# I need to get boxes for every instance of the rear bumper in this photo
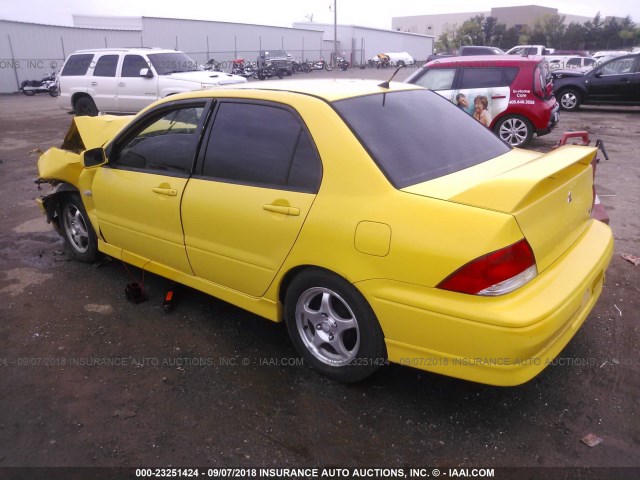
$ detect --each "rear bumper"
[357,219,614,386]
[536,102,560,136]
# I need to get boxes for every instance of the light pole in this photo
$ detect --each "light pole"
[329,1,337,67]
[334,0,337,67]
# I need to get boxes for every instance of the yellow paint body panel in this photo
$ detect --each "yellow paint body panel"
[36,80,614,385]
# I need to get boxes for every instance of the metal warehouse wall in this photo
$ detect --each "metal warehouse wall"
[141,17,325,67]
[0,20,142,93]
[352,27,433,64]
[293,22,433,66]
[0,17,430,93]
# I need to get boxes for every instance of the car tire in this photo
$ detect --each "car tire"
[74,96,98,116]
[397,60,405,68]
[494,114,534,147]
[558,88,582,111]
[59,194,98,262]
[285,269,387,383]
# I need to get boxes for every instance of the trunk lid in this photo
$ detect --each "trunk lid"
[402,146,597,272]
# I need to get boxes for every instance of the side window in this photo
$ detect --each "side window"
[413,68,456,90]
[110,104,206,174]
[93,55,119,77]
[584,58,596,68]
[61,54,94,76]
[566,58,581,68]
[122,55,150,77]
[459,67,518,88]
[202,102,321,193]
[600,57,633,75]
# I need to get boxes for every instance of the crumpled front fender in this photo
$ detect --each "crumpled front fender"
[37,147,83,187]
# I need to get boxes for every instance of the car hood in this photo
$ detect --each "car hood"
[164,71,247,85]
[553,68,589,78]
[403,146,598,273]
[61,115,134,152]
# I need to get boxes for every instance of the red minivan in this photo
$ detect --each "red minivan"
[406,56,559,147]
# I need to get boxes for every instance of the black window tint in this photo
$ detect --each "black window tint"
[122,55,150,77]
[288,131,322,191]
[61,54,94,76]
[203,103,321,192]
[93,55,118,77]
[459,67,518,88]
[111,105,205,173]
[333,90,510,188]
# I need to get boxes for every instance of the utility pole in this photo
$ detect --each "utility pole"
[333,1,337,67]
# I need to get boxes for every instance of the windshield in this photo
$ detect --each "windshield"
[147,52,200,74]
[332,89,510,188]
[263,50,288,58]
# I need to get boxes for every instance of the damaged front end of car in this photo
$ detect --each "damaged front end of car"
[35,115,132,233]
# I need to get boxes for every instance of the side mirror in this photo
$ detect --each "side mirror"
[82,147,107,168]
[139,68,153,78]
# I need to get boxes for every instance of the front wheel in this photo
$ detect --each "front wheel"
[59,194,98,262]
[74,96,98,116]
[49,85,59,97]
[493,115,533,147]
[558,88,582,111]
[324,62,333,71]
[285,269,387,383]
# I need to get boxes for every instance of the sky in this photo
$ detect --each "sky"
[0,0,638,29]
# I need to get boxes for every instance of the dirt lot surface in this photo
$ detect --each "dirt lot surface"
[0,67,638,479]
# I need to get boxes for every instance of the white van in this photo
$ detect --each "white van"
[58,48,247,115]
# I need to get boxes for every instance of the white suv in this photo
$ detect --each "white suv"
[58,48,247,115]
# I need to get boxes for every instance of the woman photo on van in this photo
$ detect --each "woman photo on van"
[473,95,492,127]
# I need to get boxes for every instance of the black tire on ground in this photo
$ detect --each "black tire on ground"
[493,114,534,147]
[397,60,405,67]
[49,86,59,97]
[74,96,98,116]
[325,63,333,71]
[558,88,582,111]
[59,193,98,262]
[284,269,387,383]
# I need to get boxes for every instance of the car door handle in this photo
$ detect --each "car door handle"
[263,204,300,216]
[91,81,97,86]
[119,82,126,87]
[152,187,177,196]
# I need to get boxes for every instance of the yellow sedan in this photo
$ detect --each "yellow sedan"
[36,80,613,385]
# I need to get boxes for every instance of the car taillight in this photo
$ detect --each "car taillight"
[437,239,537,296]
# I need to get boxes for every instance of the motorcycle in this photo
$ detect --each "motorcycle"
[375,54,391,69]
[255,63,284,80]
[231,58,256,77]
[336,56,349,71]
[310,59,333,71]
[203,59,222,71]
[292,60,311,73]
[20,71,58,97]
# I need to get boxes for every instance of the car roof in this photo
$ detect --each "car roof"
[161,79,424,104]
[424,55,542,67]
[70,48,177,55]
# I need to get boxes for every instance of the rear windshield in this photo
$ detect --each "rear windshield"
[332,89,510,188]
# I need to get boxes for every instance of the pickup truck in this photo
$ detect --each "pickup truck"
[506,45,555,56]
